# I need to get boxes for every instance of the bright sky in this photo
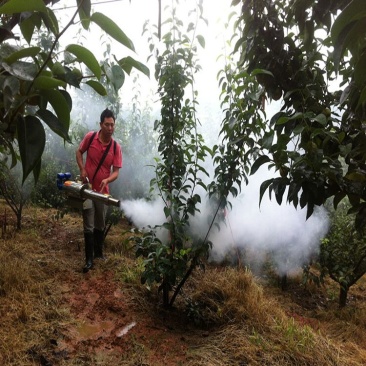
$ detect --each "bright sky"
[54,0,235,99]
[53,0,236,143]
[54,0,233,63]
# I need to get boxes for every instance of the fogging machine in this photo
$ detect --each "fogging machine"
[57,172,120,210]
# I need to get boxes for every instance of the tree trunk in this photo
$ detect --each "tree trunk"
[15,209,22,230]
[162,279,170,308]
[339,285,348,308]
[280,273,288,291]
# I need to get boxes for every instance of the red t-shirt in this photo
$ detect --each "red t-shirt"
[79,131,122,194]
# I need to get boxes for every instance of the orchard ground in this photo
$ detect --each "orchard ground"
[1,201,366,365]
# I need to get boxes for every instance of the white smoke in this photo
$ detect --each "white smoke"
[121,198,165,229]
[119,164,329,277]
[208,178,329,275]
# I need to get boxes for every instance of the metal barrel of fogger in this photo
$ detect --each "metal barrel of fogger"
[62,181,120,207]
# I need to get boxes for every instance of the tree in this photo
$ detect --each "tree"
[111,74,158,200]
[0,0,149,183]
[0,161,32,230]
[134,1,212,308]
[319,200,366,308]
[30,123,78,209]
[213,0,366,230]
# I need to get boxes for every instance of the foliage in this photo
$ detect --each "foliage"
[104,206,123,238]
[319,199,366,307]
[213,0,366,229]
[30,122,80,209]
[0,161,32,229]
[112,74,158,200]
[30,152,69,209]
[0,0,149,183]
[135,0,212,308]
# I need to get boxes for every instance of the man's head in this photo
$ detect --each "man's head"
[100,108,115,124]
[100,108,115,139]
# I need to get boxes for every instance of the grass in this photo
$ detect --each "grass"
[1,201,366,365]
[182,267,343,365]
[0,230,73,365]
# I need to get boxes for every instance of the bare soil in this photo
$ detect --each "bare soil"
[3,205,366,365]
[36,212,199,366]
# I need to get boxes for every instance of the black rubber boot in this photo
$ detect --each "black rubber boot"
[83,232,94,273]
[93,228,105,259]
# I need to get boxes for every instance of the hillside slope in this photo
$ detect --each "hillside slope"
[1,204,366,365]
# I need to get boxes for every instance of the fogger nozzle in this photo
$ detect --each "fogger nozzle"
[60,179,120,208]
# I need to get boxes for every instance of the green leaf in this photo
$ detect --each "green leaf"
[40,89,71,131]
[259,179,273,207]
[196,35,205,48]
[331,0,366,70]
[36,109,71,142]
[354,51,366,86]
[293,124,305,135]
[1,60,37,81]
[251,68,274,77]
[33,75,66,89]
[41,8,59,35]
[332,19,366,72]
[110,64,125,91]
[117,56,150,78]
[64,67,82,88]
[77,0,91,30]
[314,113,327,126]
[65,44,101,80]
[80,0,91,17]
[333,192,346,210]
[86,80,107,96]
[4,46,41,65]
[32,158,41,183]
[0,0,47,13]
[331,0,366,42]
[16,115,45,183]
[345,171,366,182]
[3,75,20,96]
[261,131,274,149]
[250,155,271,175]
[356,85,366,111]
[303,20,314,49]
[91,12,135,52]
[164,206,170,218]
[19,14,38,44]
[306,203,314,220]
[59,89,72,111]
[52,61,66,78]
[273,178,287,205]
[276,112,304,125]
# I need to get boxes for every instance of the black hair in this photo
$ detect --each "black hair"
[100,108,115,123]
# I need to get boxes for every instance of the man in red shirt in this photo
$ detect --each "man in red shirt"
[76,108,122,273]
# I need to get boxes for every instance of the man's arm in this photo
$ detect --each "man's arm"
[76,148,87,182]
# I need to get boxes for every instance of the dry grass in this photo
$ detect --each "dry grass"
[1,202,366,365]
[0,221,74,365]
[181,267,349,365]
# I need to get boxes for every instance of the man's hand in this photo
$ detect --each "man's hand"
[99,178,109,193]
[79,168,88,183]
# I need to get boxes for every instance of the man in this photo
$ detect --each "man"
[76,108,122,273]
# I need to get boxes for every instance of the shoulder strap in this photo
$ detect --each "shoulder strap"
[92,139,113,182]
[88,132,116,156]
[86,131,97,152]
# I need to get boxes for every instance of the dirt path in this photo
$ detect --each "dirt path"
[46,216,193,365]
